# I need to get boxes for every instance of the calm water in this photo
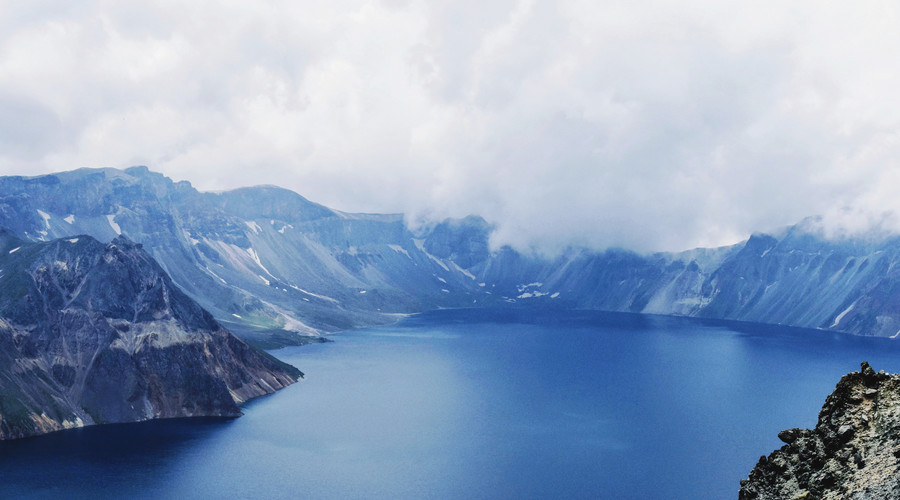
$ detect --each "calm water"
[3,309,900,499]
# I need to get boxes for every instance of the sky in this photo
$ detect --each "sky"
[1,1,900,254]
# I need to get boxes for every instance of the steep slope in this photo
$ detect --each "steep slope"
[0,167,494,346]
[3,167,900,344]
[740,362,900,499]
[476,222,900,338]
[0,232,300,440]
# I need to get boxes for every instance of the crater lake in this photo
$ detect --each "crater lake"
[3,308,900,499]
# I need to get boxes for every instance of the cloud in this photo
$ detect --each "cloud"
[1,0,900,253]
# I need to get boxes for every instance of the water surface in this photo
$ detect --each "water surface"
[3,309,900,499]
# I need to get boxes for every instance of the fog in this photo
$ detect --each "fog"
[2,1,900,252]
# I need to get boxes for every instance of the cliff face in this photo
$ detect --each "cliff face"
[740,362,900,499]
[0,167,498,346]
[0,232,301,440]
[5,167,900,346]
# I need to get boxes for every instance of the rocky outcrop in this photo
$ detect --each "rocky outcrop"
[0,232,301,440]
[739,362,900,499]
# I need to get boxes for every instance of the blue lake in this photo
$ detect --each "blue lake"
[4,308,900,499]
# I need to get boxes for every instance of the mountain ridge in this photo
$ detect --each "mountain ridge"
[3,166,900,344]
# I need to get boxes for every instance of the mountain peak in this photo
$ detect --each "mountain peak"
[0,233,300,440]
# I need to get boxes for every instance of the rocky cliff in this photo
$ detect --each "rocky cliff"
[0,167,499,347]
[4,167,900,346]
[740,362,900,499]
[0,231,301,440]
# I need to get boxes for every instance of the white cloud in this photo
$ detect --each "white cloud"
[2,0,900,253]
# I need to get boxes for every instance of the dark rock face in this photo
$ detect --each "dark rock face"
[740,362,900,499]
[0,233,301,440]
[423,215,492,269]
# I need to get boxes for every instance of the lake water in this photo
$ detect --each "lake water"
[4,308,900,499]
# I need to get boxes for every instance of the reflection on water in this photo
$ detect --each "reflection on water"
[3,309,900,499]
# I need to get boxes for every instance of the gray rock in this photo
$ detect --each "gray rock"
[740,363,900,499]
[0,233,301,440]
[778,428,803,444]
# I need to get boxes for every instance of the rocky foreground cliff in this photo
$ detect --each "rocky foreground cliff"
[0,231,301,440]
[740,362,900,499]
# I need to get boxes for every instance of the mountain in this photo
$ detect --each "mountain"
[740,362,900,499]
[0,231,300,440]
[0,167,504,347]
[1,167,900,345]
[479,221,900,338]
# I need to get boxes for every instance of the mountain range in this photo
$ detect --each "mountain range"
[1,166,898,346]
[6,165,900,439]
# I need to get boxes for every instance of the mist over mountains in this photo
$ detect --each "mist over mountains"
[0,166,898,345]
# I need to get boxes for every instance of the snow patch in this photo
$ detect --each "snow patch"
[551,292,560,298]
[206,240,289,286]
[106,214,121,235]
[258,275,270,286]
[232,314,242,319]
[246,247,277,279]
[245,221,262,234]
[441,289,450,293]
[36,210,51,228]
[387,244,411,258]
[8,247,20,254]
[437,276,447,284]
[66,238,79,244]
[451,261,476,280]
[412,238,450,271]
[288,285,340,304]
[204,266,227,284]
[64,214,75,224]
[359,290,367,294]
[181,229,200,246]
[517,291,548,299]
[831,302,856,328]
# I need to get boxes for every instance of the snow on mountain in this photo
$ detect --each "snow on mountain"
[2,166,900,345]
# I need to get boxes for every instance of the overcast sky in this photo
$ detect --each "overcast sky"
[1,1,900,253]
